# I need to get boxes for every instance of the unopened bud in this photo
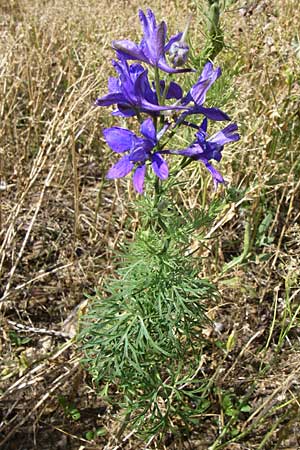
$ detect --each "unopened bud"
[169,15,191,68]
[169,41,189,67]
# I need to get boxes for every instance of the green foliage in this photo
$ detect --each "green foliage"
[8,331,32,347]
[218,389,251,420]
[208,388,253,449]
[85,428,107,441]
[58,395,81,421]
[190,0,225,66]
[204,0,224,60]
[80,192,220,438]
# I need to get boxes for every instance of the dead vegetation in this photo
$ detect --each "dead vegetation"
[0,0,300,449]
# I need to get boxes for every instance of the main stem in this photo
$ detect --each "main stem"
[154,67,162,104]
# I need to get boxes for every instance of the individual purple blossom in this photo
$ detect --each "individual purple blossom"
[168,118,240,187]
[112,9,191,74]
[95,58,184,117]
[105,118,168,194]
[178,62,230,122]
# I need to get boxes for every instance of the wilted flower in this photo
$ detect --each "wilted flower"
[105,118,168,193]
[112,9,191,74]
[168,118,240,187]
[96,58,184,117]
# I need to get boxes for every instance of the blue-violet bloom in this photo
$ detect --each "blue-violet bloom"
[95,58,184,117]
[112,9,191,74]
[105,118,168,193]
[169,118,240,187]
[178,62,230,122]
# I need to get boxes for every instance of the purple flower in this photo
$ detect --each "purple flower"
[169,118,240,187]
[95,58,184,117]
[105,118,168,193]
[112,9,191,74]
[179,62,230,122]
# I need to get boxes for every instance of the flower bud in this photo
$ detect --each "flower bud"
[168,15,191,68]
[169,41,189,67]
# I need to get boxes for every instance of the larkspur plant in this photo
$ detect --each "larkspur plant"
[80,8,240,443]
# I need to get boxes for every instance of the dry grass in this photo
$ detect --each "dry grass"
[0,0,300,448]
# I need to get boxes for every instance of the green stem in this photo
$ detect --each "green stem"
[159,113,186,150]
[161,77,170,105]
[169,156,193,178]
[154,67,162,104]
[154,177,161,207]
[221,220,251,274]
[208,417,235,450]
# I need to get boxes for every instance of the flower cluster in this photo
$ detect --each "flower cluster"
[96,9,239,193]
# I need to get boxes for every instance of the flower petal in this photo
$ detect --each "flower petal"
[195,143,222,162]
[106,155,134,179]
[129,138,152,163]
[165,81,183,100]
[103,127,137,153]
[190,62,221,105]
[200,118,208,133]
[200,61,214,79]
[200,158,225,188]
[134,70,185,112]
[151,153,169,179]
[157,57,193,74]
[139,9,154,40]
[112,39,147,62]
[112,104,137,117]
[141,99,186,112]
[164,32,182,52]
[133,164,146,193]
[175,106,230,128]
[140,118,156,142]
[108,77,120,93]
[209,123,240,146]
[129,63,145,81]
[139,9,166,64]
[155,80,183,99]
[134,68,157,105]
[196,106,231,121]
[151,21,166,63]
[169,143,204,158]
[156,121,171,140]
[95,92,126,107]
